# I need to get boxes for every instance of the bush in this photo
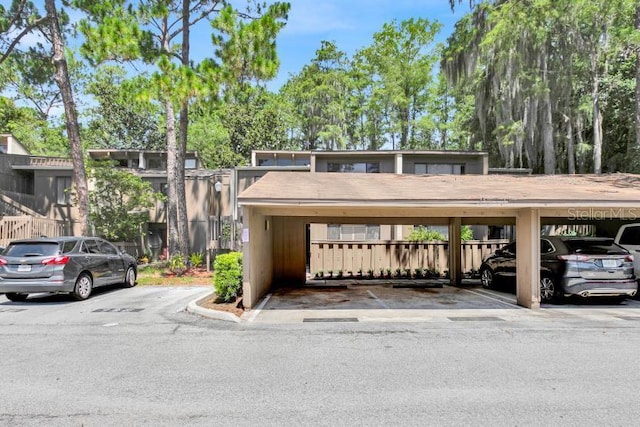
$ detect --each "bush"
[407,226,446,242]
[189,252,204,268]
[213,252,243,302]
[169,254,187,275]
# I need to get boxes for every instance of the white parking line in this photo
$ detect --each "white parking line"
[367,290,390,309]
[462,288,520,308]
[247,293,272,322]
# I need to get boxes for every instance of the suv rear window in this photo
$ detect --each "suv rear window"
[563,239,628,255]
[4,242,60,257]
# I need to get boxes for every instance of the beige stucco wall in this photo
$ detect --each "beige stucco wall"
[243,208,274,308]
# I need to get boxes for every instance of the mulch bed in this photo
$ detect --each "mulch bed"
[197,294,244,317]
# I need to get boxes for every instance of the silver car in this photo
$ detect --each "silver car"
[0,237,137,302]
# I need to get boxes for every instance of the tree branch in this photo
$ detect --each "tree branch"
[0,16,50,64]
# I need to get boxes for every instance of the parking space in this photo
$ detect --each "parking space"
[0,286,211,326]
[247,281,640,324]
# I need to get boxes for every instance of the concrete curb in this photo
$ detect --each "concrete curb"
[186,295,242,323]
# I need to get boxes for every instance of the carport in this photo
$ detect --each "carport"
[238,172,640,309]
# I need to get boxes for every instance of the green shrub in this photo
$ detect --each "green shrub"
[189,252,204,268]
[407,225,474,241]
[169,254,187,275]
[213,252,243,302]
[407,226,446,242]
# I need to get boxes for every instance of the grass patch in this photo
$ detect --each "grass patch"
[137,263,213,286]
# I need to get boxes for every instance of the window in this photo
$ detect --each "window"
[147,158,166,169]
[541,239,555,254]
[56,176,72,205]
[257,158,274,166]
[82,239,100,254]
[327,162,379,173]
[98,240,118,255]
[185,158,197,169]
[414,163,464,175]
[61,240,78,254]
[327,224,380,241]
[276,158,292,166]
[619,226,640,245]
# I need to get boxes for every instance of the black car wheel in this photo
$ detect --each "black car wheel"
[72,273,93,301]
[123,266,137,288]
[5,293,28,302]
[480,267,495,289]
[540,275,557,303]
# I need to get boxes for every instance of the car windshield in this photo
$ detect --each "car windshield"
[4,242,60,257]
[563,239,628,255]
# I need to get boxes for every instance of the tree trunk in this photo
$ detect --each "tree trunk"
[174,0,190,257]
[635,5,640,158]
[541,50,555,175]
[565,113,575,174]
[165,98,179,258]
[592,68,603,174]
[45,0,89,235]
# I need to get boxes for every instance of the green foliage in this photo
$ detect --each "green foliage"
[83,66,165,150]
[213,252,243,302]
[169,253,186,275]
[461,225,474,241]
[188,252,203,268]
[88,160,165,242]
[407,226,447,242]
[407,225,474,241]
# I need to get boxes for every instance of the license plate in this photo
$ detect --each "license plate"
[17,264,31,272]
[602,259,618,268]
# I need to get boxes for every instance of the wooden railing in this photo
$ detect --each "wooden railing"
[0,216,66,247]
[310,239,510,275]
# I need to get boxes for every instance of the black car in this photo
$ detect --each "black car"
[479,236,637,303]
[0,237,137,302]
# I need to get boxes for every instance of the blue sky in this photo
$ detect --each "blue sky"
[266,0,471,90]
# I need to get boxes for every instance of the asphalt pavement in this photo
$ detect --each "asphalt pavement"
[2,285,640,426]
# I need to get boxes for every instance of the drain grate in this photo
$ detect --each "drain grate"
[92,308,144,313]
[448,316,504,322]
[303,317,358,323]
[616,316,640,321]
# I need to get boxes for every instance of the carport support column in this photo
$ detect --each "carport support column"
[448,217,462,286]
[516,208,540,309]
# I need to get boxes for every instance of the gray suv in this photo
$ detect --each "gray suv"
[0,237,137,302]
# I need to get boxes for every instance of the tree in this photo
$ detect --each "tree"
[280,41,352,150]
[359,18,442,149]
[77,0,289,259]
[0,0,90,234]
[88,161,164,242]
[84,66,165,150]
[0,96,67,155]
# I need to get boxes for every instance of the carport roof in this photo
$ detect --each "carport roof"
[238,172,640,207]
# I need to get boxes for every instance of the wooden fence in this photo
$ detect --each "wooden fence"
[0,216,66,247]
[310,239,510,275]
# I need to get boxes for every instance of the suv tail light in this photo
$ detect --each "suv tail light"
[0,258,7,266]
[557,254,590,262]
[41,256,70,266]
[625,255,634,262]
